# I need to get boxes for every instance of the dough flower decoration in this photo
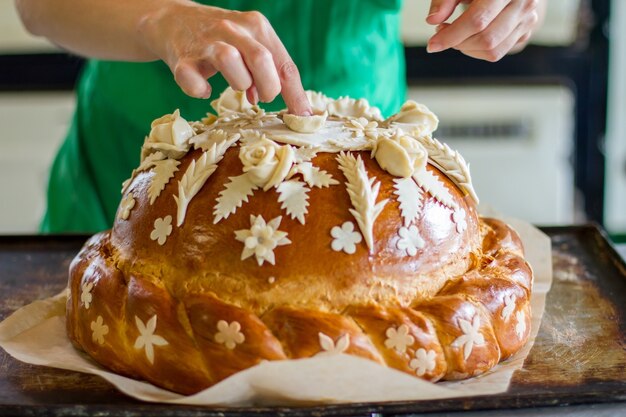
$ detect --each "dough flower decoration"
[143,109,194,160]
[214,320,245,350]
[239,137,295,191]
[233,107,278,129]
[501,294,517,321]
[81,281,94,309]
[210,87,253,117]
[452,208,468,234]
[148,109,195,146]
[150,215,173,245]
[327,96,383,121]
[91,316,109,345]
[118,193,136,220]
[282,111,328,133]
[330,221,363,255]
[451,314,485,360]
[134,315,169,365]
[372,130,429,178]
[344,117,379,140]
[409,348,437,377]
[235,215,291,266]
[396,225,425,257]
[384,100,439,137]
[515,311,527,339]
[384,324,415,353]
[316,332,350,357]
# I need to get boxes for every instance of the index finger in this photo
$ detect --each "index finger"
[252,23,311,115]
[427,0,508,53]
[274,57,311,116]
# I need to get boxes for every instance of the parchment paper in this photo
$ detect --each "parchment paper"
[0,217,552,406]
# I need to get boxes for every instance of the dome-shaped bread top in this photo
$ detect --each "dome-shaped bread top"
[111,88,481,314]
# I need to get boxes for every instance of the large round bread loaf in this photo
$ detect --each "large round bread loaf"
[67,89,533,394]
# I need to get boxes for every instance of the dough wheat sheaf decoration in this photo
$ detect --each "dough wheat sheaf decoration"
[69,87,534,395]
[174,137,237,226]
[336,151,388,253]
[416,135,479,205]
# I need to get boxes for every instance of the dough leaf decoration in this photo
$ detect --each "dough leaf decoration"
[121,151,166,194]
[148,159,181,205]
[293,147,319,164]
[393,177,424,227]
[336,152,388,253]
[412,166,458,210]
[289,161,339,189]
[213,173,258,224]
[416,135,479,205]
[276,180,310,225]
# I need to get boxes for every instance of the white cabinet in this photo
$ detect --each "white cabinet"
[0,92,74,233]
[605,0,626,235]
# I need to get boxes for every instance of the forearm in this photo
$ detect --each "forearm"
[14,0,189,61]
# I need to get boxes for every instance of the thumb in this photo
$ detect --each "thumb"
[426,0,461,25]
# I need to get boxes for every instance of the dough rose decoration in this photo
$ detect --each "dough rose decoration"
[142,109,194,160]
[239,137,295,191]
[372,130,428,178]
[67,88,534,395]
[384,100,439,137]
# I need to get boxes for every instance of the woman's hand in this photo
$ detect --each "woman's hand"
[425,0,546,61]
[139,2,311,114]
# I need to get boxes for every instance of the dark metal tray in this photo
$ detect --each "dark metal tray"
[0,225,625,416]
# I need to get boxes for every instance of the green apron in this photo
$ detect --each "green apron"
[42,0,405,233]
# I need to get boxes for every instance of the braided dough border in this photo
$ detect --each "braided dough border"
[67,217,533,395]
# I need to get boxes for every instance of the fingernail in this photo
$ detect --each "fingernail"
[427,7,439,20]
[427,42,443,53]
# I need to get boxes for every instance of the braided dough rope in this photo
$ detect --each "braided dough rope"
[67,217,532,395]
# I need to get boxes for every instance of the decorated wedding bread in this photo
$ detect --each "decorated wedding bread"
[67,88,533,394]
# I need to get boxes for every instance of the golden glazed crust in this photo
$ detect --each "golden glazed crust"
[66,91,533,395]
[110,149,481,314]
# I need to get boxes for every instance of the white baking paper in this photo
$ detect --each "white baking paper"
[0,217,551,406]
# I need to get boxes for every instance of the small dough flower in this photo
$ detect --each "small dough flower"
[451,314,485,361]
[396,225,425,256]
[150,215,173,245]
[316,332,350,357]
[81,281,94,309]
[409,348,437,377]
[515,311,527,339]
[214,320,245,350]
[452,208,468,234]
[91,316,109,345]
[344,117,379,139]
[373,132,428,178]
[501,294,517,321]
[384,324,415,353]
[119,193,136,220]
[239,138,295,191]
[235,215,291,266]
[134,315,168,365]
[330,221,363,255]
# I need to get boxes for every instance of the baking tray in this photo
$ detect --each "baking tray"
[0,225,625,416]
